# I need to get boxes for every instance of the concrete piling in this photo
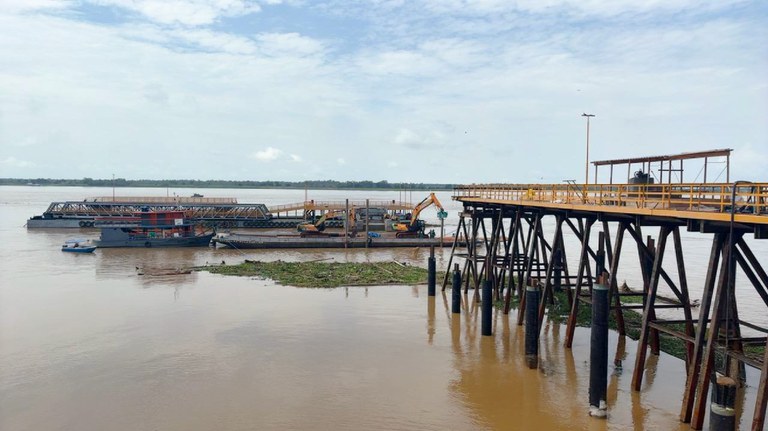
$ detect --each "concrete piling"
[525,283,540,369]
[709,375,737,431]
[589,282,609,418]
[482,279,492,336]
[428,245,436,297]
[452,263,461,314]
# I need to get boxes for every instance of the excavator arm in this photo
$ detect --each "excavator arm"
[393,193,448,234]
[409,193,444,226]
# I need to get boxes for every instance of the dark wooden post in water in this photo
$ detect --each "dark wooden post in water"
[709,375,737,431]
[595,231,606,279]
[482,278,492,336]
[452,264,461,314]
[525,282,540,369]
[589,281,609,418]
[428,245,436,297]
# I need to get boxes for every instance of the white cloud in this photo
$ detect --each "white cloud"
[251,147,283,161]
[0,0,73,12]
[90,0,262,26]
[169,27,258,54]
[419,0,747,18]
[0,1,764,183]
[256,32,326,57]
[336,158,346,165]
[12,137,38,147]
[394,128,420,146]
[1,156,35,168]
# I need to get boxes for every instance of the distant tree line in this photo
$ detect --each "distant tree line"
[0,178,455,191]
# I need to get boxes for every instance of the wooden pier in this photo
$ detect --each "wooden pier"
[443,179,767,430]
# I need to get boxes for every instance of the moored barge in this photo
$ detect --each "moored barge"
[94,210,214,248]
[213,232,460,249]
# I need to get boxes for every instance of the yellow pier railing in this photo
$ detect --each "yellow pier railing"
[267,200,414,215]
[454,182,768,225]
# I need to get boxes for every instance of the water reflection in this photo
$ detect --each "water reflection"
[435,288,698,430]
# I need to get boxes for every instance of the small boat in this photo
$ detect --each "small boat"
[94,210,215,248]
[61,239,97,253]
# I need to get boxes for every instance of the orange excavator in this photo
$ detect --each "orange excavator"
[392,193,448,238]
[297,208,355,237]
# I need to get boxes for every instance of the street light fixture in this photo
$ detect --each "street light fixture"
[582,113,595,185]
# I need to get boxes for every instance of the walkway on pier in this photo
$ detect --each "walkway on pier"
[444,181,767,430]
[267,200,413,216]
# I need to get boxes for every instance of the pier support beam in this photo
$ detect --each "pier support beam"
[681,233,726,424]
[565,217,595,348]
[631,225,670,391]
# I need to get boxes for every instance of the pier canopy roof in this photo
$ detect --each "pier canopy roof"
[591,148,732,184]
[592,148,732,166]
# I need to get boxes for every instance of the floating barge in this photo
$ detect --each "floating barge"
[26,196,413,229]
[213,233,458,249]
[94,210,215,248]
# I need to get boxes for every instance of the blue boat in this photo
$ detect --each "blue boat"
[61,239,97,253]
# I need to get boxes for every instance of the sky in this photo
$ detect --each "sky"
[0,0,766,184]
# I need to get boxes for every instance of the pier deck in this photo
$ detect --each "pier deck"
[446,181,767,430]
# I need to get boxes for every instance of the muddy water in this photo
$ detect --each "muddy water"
[0,186,764,430]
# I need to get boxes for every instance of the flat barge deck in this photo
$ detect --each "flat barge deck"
[213,233,458,249]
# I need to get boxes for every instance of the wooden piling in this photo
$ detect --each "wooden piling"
[428,245,436,297]
[709,375,737,431]
[589,281,609,418]
[482,279,492,336]
[452,263,461,314]
[525,283,540,369]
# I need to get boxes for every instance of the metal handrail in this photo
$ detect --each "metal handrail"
[268,200,414,214]
[453,183,768,216]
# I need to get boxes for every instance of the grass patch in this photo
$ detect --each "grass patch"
[196,260,428,288]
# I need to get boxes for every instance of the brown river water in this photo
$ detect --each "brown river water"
[1,186,765,430]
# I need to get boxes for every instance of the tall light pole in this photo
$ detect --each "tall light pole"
[582,113,595,185]
[112,173,115,201]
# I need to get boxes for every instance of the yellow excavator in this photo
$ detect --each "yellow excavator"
[392,193,448,238]
[297,208,356,236]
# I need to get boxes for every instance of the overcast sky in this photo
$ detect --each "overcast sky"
[0,0,766,183]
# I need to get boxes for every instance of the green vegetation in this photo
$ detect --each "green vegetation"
[196,260,429,288]
[0,177,454,191]
[498,288,694,361]
[495,287,765,362]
